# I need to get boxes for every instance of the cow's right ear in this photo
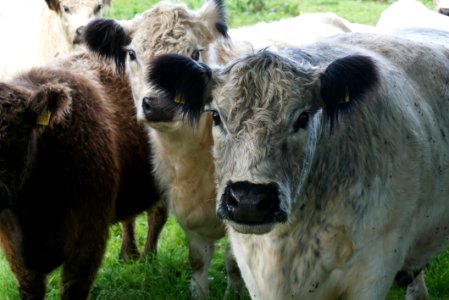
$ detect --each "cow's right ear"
[27,83,72,127]
[319,55,380,128]
[45,0,60,13]
[83,18,131,72]
[148,54,214,124]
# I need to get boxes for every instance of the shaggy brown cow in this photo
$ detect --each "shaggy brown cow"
[0,51,162,299]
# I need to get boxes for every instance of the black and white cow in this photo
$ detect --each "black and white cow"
[146,28,449,299]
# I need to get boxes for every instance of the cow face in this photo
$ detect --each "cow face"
[45,0,107,45]
[148,51,380,234]
[83,0,227,132]
[0,81,72,203]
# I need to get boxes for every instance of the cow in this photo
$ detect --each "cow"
[82,1,246,298]
[0,0,111,81]
[146,28,449,299]
[0,50,162,299]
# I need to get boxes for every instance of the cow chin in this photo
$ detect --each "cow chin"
[226,221,276,235]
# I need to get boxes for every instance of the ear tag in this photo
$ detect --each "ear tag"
[174,96,185,105]
[36,110,51,126]
[339,89,350,104]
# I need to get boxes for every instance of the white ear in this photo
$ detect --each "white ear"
[197,0,228,38]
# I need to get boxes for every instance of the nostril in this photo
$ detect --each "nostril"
[76,26,84,36]
[227,189,240,210]
[142,97,154,111]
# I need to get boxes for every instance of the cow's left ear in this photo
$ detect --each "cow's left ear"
[83,18,133,72]
[197,0,229,38]
[319,55,379,126]
[27,83,72,127]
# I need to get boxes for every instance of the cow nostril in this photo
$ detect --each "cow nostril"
[439,8,449,16]
[76,26,84,36]
[227,189,239,210]
[142,97,154,111]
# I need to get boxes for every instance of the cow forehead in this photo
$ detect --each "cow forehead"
[214,51,316,134]
[62,0,102,7]
[131,4,213,62]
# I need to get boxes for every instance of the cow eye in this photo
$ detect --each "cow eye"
[94,4,102,14]
[128,49,137,61]
[293,112,309,132]
[191,49,202,61]
[209,110,221,126]
[63,5,71,13]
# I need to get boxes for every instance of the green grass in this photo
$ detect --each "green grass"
[2,0,449,299]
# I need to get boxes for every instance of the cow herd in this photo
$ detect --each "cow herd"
[1,0,449,299]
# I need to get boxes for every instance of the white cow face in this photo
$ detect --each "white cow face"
[45,0,107,46]
[83,0,228,132]
[206,53,322,234]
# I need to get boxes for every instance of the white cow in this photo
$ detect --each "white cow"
[0,0,110,81]
[147,28,449,299]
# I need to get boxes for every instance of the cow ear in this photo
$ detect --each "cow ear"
[319,55,379,127]
[197,0,229,38]
[27,84,72,127]
[148,54,214,124]
[45,0,60,12]
[83,18,132,73]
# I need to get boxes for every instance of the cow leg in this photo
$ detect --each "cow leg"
[141,201,168,257]
[119,216,140,262]
[17,270,47,300]
[224,242,245,300]
[60,230,108,300]
[405,271,429,300]
[186,230,214,299]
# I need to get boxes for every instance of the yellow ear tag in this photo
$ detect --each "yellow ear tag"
[36,110,51,126]
[174,96,185,105]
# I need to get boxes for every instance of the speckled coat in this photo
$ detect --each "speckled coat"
[147,28,449,300]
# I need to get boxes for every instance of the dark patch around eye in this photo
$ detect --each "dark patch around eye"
[293,112,309,132]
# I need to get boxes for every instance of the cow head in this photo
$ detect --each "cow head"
[83,0,228,131]
[0,80,72,206]
[147,51,380,234]
[45,0,109,46]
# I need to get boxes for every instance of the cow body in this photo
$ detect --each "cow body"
[0,51,161,299]
[148,28,449,299]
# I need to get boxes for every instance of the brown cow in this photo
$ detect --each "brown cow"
[0,51,162,299]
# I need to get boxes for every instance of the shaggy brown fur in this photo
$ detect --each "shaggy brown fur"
[0,51,162,299]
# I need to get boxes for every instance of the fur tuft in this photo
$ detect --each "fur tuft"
[148,54,212,124]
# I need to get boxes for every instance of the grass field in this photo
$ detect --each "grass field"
[1,0,448,299]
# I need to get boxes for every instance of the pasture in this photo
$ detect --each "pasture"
[1,0,448,299]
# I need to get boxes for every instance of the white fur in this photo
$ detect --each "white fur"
[0,0,107,81]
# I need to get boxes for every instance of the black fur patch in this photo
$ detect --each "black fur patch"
[0,183,10,212]
[148,54,212,124]
[83,19,129,73]
[320,55,379,128]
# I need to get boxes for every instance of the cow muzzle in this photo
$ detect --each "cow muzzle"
[142,96,176,122]
[218,181,287,234]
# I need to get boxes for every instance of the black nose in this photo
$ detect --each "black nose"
[218,181,286,225]
[439,7,449,16]
[142,96,174,122]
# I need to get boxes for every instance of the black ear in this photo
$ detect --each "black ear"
[213,0,229,38]
[45,0,60,12]
[320,55,379,127]
[148,54,213,124]
[83,18,129,72]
